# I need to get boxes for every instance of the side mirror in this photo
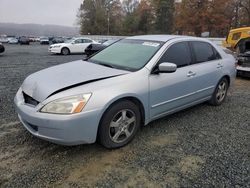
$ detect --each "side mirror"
[155,62,177,73]
[71,41,75,44]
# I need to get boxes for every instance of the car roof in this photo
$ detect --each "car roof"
[230,27,250,33]
[126,35,218,46]
[74,37,92,40]
[126,35,187,42]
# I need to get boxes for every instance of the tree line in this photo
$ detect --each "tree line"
[77,0,250,37]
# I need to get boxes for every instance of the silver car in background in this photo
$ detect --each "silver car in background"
[14,35,236,148]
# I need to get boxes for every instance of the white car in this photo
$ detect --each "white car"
[0,37,9,43]
[49,37,98,55]
[8,38,19,44]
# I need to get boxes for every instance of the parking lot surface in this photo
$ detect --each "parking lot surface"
[0,44,249,187]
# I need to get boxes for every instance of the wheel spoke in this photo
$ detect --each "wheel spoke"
[122,110,127,120]
[124,129,131,137]
[221,83,226,90]
[116,116,123,123]
[110,121,119,128]
[126,116,135,125]
[220,93,223,100]
[113,130,122,141]
[216,92,221,99]
[221,91,226,98]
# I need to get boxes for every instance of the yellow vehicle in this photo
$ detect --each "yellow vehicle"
[223,27,250,54]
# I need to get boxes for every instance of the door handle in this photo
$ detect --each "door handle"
[217,63,223,68]
[187,71,196,77]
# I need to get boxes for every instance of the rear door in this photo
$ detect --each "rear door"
[187,41,224,100]
[81,39,93,52]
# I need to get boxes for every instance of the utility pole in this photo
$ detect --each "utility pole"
[235,1,239,28]
[107,9,110,35]
[235,0,243,28]
[105,0,113,36]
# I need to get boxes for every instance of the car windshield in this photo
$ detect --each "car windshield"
[88,39,163,71]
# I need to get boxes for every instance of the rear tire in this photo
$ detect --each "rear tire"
[98,100,141,149]
[61,47,70,55]
[209,77,229,106]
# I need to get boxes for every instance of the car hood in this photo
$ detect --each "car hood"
[51,43,67,46]
[21,60,129,102]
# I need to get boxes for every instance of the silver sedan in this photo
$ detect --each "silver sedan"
[14,35,236,148]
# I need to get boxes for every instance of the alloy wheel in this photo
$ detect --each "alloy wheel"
[216,81,227,103]
[62,48,69,55]
[109,109,136,143]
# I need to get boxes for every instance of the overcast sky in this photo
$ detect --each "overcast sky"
[0,0,83,26]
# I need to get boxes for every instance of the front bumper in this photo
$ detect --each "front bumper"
[14,89,102,145]
[237,66,250,78]
[41,41,50,45]
[48,47,61,54]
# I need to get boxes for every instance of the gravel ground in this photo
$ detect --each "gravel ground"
[0,44,249,188]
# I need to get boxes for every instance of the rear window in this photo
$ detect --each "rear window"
[83,39,92,43]
[191,42,220,63]
[75,39,83,43]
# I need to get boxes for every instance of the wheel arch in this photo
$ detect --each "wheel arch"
[223,75,230,85]
[61,46,70,54]
[97,95,147,135]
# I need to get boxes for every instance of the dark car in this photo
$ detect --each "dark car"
[84,39,120,57]
[52,37,64,44]
[237,51,250,77]
[19,36,30,45]
[0,43,5,53]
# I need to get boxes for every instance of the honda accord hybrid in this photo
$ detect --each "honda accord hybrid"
[14,35,236,148]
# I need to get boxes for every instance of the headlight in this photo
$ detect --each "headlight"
[40,93,92,114]
[52,45,61,48]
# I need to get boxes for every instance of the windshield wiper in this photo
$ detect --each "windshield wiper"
[96,62,115,68]
[83,56,89,61]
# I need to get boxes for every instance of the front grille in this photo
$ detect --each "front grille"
[242,62,250,67]
[23,92,39,106]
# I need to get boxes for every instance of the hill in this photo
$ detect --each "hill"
[0,22,79,36]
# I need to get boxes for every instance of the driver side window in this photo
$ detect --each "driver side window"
[74,39,83,44]
[158,42,192,68]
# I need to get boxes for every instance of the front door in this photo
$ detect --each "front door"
[149,42,196,119]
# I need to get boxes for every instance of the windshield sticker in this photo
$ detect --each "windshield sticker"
[142,42,160,47]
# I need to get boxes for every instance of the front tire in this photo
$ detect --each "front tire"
[61,47,70,55]
[98,100,141,149]
[209,77,229,106]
